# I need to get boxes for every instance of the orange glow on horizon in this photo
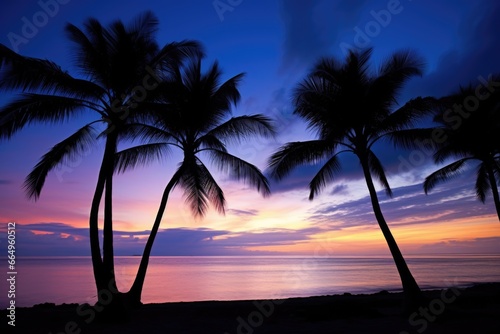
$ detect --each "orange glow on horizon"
[31,230,54,235]
[245,214,499,255]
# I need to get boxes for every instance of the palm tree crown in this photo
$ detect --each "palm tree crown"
[0,11,203,313]
[0,11,201,198]
[424,80,500,220]
[269,48,433,309]
[116,56,274,214]
[115,55,275,305]
[270,48,432,198]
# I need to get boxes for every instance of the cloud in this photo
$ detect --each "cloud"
[279,0,369,71]
[264,143,431,196]
[0,179,12,185]
[405,0,500,98]
[416,237,500,254]
[279,0,325,71]
[330,184,348,195]
[262,0,500,196]
[227,209,258,217]
[215,227,321,247]
[0,222,321,256]
[231,86,302,168]
[309,173,497,230]
[266,164,315,194]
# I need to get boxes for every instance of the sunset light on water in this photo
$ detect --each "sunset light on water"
[4,255,499,309]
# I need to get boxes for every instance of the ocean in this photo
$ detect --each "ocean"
[2,254,499,308]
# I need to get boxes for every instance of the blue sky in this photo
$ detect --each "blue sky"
[1,0,499,256]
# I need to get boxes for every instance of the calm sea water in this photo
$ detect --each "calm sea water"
[1,255,499,308]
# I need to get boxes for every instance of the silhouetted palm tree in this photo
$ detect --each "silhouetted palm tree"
[114,56,275,306]
[269,48,433,309]
[423,81,500,221]
[0,11,201,310]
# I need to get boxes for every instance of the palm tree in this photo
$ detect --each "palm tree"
[0,11,202,310]
[268,48,434,310]
[114,56,275,306]
[423,81,500,221]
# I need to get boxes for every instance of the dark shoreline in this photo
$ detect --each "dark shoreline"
[2,282,499,333]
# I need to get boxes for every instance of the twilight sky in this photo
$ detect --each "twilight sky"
[0,0,499,256]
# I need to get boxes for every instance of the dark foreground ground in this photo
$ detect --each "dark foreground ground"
[2,283,499,334]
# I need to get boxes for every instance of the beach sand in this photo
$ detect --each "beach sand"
[2,283,499,333]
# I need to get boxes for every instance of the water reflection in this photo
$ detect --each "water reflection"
[3,255,499,308]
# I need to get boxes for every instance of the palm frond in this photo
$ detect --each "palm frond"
[178,158,209,217]
[309,153,343,200]
[268,140,335,180]
[204,114,276,144]
[475,163,490,203]
[66,22,109,85]
[197,65,244,131]
[433,144,472,164]
[364,50,424,119]
[380,97,438,133]
[207,149,271,197]
[366,150,392,197]
[423,159,469,194]
[117,122,177,143]
[23,123,97,200]
[196,158,226,214]
[114,143,170,174]
[152,40,204,78]
[0,43,105,99]
[127,10,159,40]
[210,72,245,112]
[379,49,425,80]
[343,48,373,80]
[312,57,341,83]
[292,75,339,134]
[493,157,500,186]
[0,94,90,139]
[385,128,438,151]
[196,134,227,152]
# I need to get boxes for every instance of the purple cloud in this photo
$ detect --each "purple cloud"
[0,223,323,256]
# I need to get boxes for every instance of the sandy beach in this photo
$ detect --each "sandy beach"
[2,283,499,334]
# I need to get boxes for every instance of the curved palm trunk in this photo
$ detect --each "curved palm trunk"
[486,164,500,221]
[98,131,129,320]
[103,132,117,284]
[360,158,423,311]
[88,130,125,321]
[89,164,106,291]
[126,173,180,307]
[89,133,118,292]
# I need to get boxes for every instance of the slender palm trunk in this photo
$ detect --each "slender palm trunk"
[89,133,118,292]
[360,158,423,310]
[102,132,117,285]
[126,174,180,307]
[95,131,128,320]
[486,163,500,221]
[88,128,126,319]
[89,168,106,291]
